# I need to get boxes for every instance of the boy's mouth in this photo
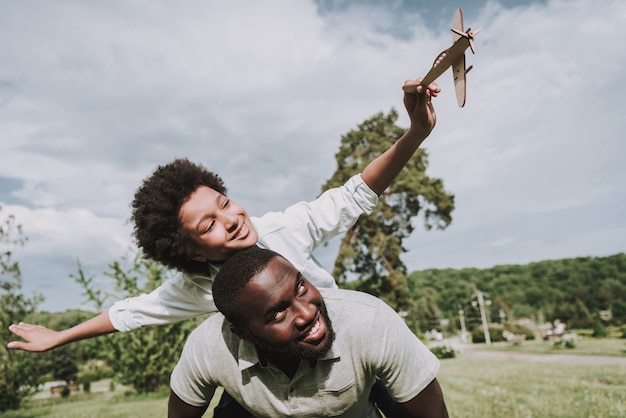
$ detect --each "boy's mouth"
[231,220,248,241]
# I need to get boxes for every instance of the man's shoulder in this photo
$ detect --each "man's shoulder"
[321,288,389,325]
[187,312,231,345]
[320,287,382,307]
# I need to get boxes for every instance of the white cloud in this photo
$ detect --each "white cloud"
[0,0,624,311]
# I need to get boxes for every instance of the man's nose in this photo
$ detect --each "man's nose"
[294,300,316,329]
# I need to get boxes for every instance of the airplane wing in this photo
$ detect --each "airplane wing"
[452,8,467,107]
[452,56,466,107]
[453,9,464,42]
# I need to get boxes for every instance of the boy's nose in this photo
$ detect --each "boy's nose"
[221,212,238,232]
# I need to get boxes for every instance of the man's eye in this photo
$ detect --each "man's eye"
[296,281,306,296]
[273,308,287,321]
[223,199,230,209]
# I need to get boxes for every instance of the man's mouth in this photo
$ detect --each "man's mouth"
[300,315,327,344]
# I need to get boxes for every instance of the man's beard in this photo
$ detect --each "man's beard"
[254,302,335,362]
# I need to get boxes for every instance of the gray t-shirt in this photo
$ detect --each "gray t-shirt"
[170,288,440,417]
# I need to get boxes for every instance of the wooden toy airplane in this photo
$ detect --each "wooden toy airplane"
[403,8,480,107]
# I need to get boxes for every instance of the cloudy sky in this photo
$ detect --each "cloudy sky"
[1,0,624,313]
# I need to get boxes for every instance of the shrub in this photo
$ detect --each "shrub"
[552,333,579,349]
[506,323,536,341]
[60,386,71,398]
[471,325,504,343]
[592,321,609,338]
[430,345,457,359]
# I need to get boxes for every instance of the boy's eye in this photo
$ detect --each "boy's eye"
[202,220,215,234]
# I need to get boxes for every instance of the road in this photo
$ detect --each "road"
[456,343,626,365]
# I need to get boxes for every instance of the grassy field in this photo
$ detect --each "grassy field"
[470,335,626,357]
[5,339,625,418]
[439,357,625,418]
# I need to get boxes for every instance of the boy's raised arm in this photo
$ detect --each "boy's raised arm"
[361,79,440,196]
[6,310,116,352]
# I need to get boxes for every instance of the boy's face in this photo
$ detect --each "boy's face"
[179,185,258,262]
[232,256,334,361]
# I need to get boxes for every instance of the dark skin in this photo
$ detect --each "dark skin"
[168,256,448,418]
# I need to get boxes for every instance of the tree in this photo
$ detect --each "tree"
[610,299,626,325]
[322,109,454,311]
[0,207,44,412]
[48,345,78,383]
[74,253,201,393]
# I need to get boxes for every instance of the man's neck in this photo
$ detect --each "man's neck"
[259,350,300,379]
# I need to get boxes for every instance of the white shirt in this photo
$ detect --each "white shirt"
[170,288,440,417]
[108,174,378,332]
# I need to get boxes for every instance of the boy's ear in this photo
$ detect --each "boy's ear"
[230,325,253,342]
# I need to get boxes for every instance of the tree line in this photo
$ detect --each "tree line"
[402,253,626,333]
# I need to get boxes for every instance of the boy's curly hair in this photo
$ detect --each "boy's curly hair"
[131,158,227,274]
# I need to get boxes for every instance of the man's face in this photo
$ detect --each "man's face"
[234,257,335,361]
[179,185,259,262]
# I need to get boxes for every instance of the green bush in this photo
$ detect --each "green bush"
[60,386,71,398]
[505,323,536,341]
[77,370,99,385]
[551,333,579,349]
[430,345,457,359]
[592,321,609,338]
[471,325,504,343]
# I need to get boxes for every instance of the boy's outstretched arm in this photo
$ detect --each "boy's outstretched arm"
[361,78,440,196]
[6,311,116,352]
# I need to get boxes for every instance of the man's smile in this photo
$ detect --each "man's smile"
[299,314,327,344]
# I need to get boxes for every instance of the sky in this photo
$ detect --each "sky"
[1,0,624,313]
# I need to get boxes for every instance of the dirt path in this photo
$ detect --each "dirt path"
[457,344,626,365]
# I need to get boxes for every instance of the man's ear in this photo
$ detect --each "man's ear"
[230,325,253,342]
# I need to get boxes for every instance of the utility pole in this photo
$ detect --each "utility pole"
[472,290,491,345]
[458,308,468,343]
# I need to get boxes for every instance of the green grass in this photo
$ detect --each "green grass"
[5,340,626,418]
[481,335,626,357]
[3,385,224,418]
[439,357,626,418]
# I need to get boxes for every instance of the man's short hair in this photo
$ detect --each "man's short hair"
[131,158,227,274]
[213,246,281,326]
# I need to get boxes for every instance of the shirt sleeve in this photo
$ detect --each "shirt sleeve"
[108,270,218,332]
[281,173,379,252]
[170,321,218,407]
[372,300,440,403]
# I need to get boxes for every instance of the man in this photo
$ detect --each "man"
[169,246,449,418]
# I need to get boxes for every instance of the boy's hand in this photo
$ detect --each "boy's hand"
[403,78,440,139]
[7,322,60,352]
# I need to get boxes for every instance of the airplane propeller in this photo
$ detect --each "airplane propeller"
[451,27,481,54]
